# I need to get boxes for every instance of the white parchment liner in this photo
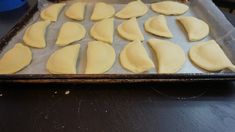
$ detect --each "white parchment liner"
[1,0,234,74]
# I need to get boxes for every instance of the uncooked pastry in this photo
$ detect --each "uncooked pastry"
[144,15,173,38]
[56,22,86,46]
[151,1,189,15]
[189,40,235,72]
[177,16,209,41]
[40,3,66,21]
[117,17,144,41]
[120,40,154,73]
[65,2,86,20]
[115,0,148,19]
[23,21,50,48]
[91,2,115,21]
[148,39,185,73]
[46,44,80,74]
[0,43,32,74]
[90,18,114,44]
[85,41,116,74]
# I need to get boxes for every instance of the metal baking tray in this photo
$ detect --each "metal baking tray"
[0,0,235,83]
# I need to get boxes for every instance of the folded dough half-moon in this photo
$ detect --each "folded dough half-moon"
[46,44,80,74]
[144,15,173,38]
[85,41,116,74]
[90,18,114,44]
[148,39,185,73]
[120,40,154,73]
[116,0,148,19]
[0,43,32,74]
[177,16,209,41]
[91,2,115,21]
[189,40,235,72]
[23,21,50,48]
[117,17,144,41]
[65,2,86,20]
[40,3,66,22]
[56,22,86,46]
[151,1,189,15]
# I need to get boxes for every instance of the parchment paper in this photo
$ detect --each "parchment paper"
[1,0,234,74]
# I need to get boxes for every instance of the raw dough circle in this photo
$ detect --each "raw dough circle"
[56,22,86,46]
[40,3,66,22]
[65,2,86,21]
[0,43,32,74]
[148,38,185,73]
[120,40,154,73]
[91,2,115,21]
[151,1,189,15]
[144,15,173,38]
[117,17,144,41]
[47,44,80,74]
[23,21,51,48]
[189,40,234,72]
[90,18,114,44]
[116,0,148,19]
[177,16,209,41]
[85,41,116,74]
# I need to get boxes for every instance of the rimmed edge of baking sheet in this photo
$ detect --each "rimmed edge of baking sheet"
[0,0,235,83]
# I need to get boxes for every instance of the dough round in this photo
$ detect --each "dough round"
[47,44,80,74]
[0,43,32,74]
[117,17,144,41]
[23,21,50,48]
[65,2,86,20]
[85,41,116,74]
[177,16,209,41]
[116,0,148,19]
[56,22,86,46]
[120,40,154,73]
[91,2,115,21]
[151,1,189,15]
[148,39,185,73]
[40,3,66,22]
[90,18,114,44]
[189,40,234,72]
[144,15,173,38]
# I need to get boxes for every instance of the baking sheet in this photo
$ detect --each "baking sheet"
[0,0,234,74]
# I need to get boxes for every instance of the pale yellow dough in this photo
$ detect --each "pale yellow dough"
[177,16,209,41]
[56,22,86,46]
[65,2,86,20]
[189,40,235,72]
[46,44,80,74]
[91,2,115,21]
[148,39,185,73]
[0,43,32,74]
[85,41,116,74]
[115,0,148,19]
[144,15,173,38]
[120,40,154,73]
[40,3,65,22]
[117,17,144,41]
[23,21,50,48]
[151,1,189,15]
[90,18,114,44]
